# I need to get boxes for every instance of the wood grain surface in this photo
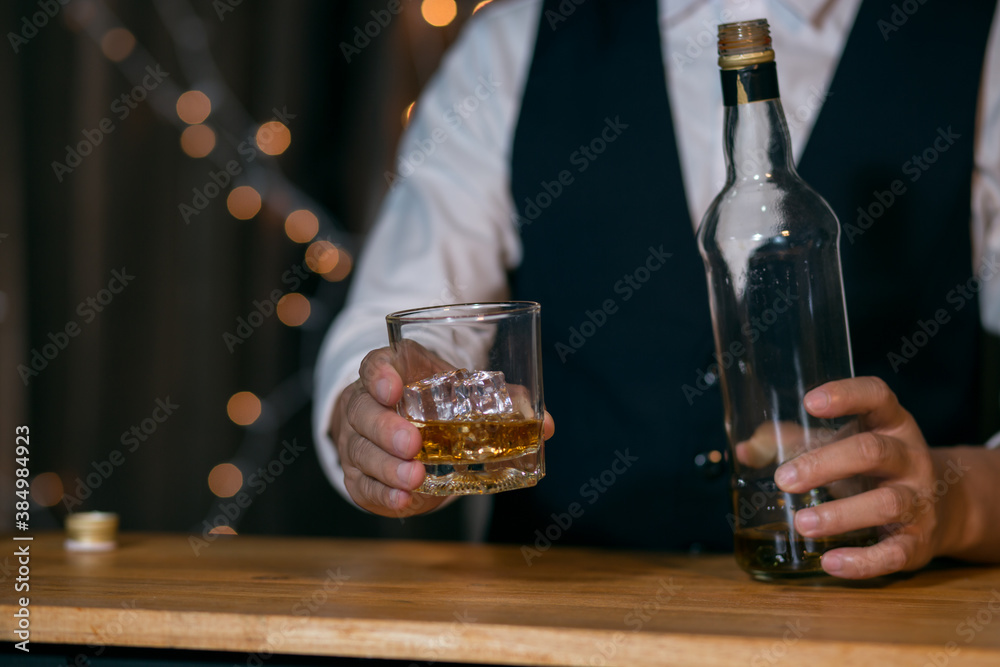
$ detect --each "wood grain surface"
[3,532,1000,665]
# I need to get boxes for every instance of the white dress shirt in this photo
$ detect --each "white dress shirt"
[315,0,1000,499]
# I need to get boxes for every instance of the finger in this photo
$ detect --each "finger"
[342,447,453,518]
[793,484,914,538]
[543,411,555,440]
[775,432,908,493]
[346,389,422,459]
[395,339,457,381]
[359,348,404,406]
[507,384,536,418]
[343,459,411,515]
[734,421,814,469]
[803,377,908,430]
[820,533,919,579]
[343,432,425,493]
[734,441,774,468]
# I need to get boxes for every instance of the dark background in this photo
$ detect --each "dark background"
[1,0,486,539]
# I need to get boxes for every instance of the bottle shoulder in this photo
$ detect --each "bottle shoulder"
[697,175,840,246]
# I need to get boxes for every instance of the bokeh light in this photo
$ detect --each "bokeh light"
[64,0,97,32]
[208,463,243,498]
[227,391,261,426]
[421,0,457,27]
[284,209,318,243]
[277,293,311,327]
[305,240,339,274]
[322,249,353,282]
[31,472,64,508]
[256,121,291,156]
[180,124,216,158]
[473,0,494,13]
[208,525,238,535]
[100,28,136,62]
[402,101,416,127]
[176,90,212,124]
[226,186,262,220]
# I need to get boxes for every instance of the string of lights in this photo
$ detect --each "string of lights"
[29,0,493,533]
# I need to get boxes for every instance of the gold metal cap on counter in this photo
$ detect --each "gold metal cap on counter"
[718,19,774,70]
[65,511,119,552]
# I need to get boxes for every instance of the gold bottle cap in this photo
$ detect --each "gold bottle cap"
[65,511,119,552]
[718,19,774,70]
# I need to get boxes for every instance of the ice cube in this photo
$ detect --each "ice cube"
[400,369,469,421]
[400,368,514,422]
[460,369,515,417]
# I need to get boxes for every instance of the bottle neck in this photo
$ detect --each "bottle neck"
[720,62,795,182]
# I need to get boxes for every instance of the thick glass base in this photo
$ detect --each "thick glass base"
[416,450,544,496]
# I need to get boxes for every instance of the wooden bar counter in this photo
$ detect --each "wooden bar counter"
[4,532,1000,665]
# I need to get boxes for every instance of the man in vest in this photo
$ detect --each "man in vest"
[314,0,1000,579]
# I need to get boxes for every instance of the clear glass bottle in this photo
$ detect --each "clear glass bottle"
[696,19,877,579]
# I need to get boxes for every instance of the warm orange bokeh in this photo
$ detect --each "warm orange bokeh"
[180,124,216,158]
[277,293,311,327]
[284,209,319,243]
[227,186,262,220]
[101,28,136,62]
[305,240,339,274]
[322,249,353,282]
[421,0,457,27]
[176,90,212,124]
[256,121,291,156]
[226,391,262,426]
[31,472,64,507]
[208,463,243,498]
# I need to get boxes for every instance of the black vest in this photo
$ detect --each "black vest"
[496,0,997,551]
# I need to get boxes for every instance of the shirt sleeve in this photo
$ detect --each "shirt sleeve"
[974,10,1000,449]
[974,7,1000,336]
[312,0,541,501]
